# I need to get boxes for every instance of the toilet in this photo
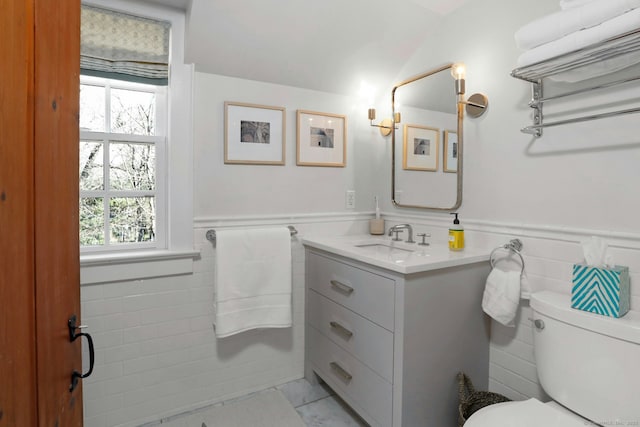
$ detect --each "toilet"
[466,290,640,427]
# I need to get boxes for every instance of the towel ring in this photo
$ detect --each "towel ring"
[489,239,525,276]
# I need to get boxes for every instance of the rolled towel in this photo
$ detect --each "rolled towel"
[515,0,640,51]
[482,269,521,327]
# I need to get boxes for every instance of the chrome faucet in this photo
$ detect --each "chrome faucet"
[388,224,415,243]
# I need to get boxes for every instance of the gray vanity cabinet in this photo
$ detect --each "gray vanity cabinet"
[304,248,490,427]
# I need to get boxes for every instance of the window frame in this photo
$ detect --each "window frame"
[79,0,195,280]
[80,76,168,253]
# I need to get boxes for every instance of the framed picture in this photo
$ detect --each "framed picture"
[296,110,347,167]
[224,101,286,165]
[443,130,458,173]
[403,124,439,171]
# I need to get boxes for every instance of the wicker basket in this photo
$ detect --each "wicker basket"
[457,372,511,426]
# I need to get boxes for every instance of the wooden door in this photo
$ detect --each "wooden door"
[0,0,39,424]
[1,0,82,425]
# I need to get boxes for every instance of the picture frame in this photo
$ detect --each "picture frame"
[224,101,286,165]
[443,130,458,173]
[296,110,347,167]
[403,124,439,171]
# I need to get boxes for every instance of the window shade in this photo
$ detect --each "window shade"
[81,5,170,85]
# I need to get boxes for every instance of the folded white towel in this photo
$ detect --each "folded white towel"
[516,7,640,76]
[515,0,640,50]
[482,269,521,327]
[560,0,599,10]
[214,227,292,338]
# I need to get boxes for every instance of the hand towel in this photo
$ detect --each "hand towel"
[214,227,292,338]
[516,8,640,71]
[482,269,521,327]
[515,0,640,50]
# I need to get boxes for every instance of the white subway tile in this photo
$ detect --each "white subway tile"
[123,355,159,375]
[101,373,144,396]
[489,363,547,401]
[84,392,123,416]
[488,379,529,401]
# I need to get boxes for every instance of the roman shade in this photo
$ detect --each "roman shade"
[81,5,170,85]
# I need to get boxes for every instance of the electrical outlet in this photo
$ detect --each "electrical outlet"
[346,190,356,209]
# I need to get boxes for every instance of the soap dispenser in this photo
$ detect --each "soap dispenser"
[449,212,464,251]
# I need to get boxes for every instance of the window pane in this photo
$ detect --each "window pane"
[110,197,155,244]
[80,197,105,245]
[110,88,155,135]
[109,143,155,190]
[80,141,104,190]
[80,84,105,131]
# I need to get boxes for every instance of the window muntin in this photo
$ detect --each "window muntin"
[79,76,165,252]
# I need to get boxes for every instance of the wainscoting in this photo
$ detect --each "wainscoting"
[80,212,639,425]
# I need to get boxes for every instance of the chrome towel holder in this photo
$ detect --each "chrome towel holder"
[489,238,525,275]
[206,225,298,247]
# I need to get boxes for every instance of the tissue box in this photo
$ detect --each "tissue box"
[571,264,630,318]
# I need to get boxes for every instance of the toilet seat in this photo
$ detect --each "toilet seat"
[464,398,587,427]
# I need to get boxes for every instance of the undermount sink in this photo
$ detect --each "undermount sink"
[354,243,414,255]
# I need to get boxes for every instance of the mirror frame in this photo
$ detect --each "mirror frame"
[391,63,463,211]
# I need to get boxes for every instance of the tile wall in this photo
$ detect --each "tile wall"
[80,215,639,424]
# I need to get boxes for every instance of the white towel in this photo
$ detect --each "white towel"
[214,227,292,338]
[560,0,599,10]
[515,0,640,50]
[482,269,521,327]
[516,7,640,76]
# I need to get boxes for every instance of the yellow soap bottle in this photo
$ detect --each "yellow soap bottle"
[449,212,464,251]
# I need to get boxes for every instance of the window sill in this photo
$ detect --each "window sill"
[80,249,200,285]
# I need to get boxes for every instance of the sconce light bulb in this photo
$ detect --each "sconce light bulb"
[451,63,466,80]
[368,108,376,121]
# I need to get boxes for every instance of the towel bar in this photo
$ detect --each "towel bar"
[489,239,525,276]
[206,225,298,247]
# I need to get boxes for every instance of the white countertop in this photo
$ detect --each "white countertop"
[302,234,490,274]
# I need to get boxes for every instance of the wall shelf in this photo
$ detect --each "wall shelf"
[511,29,640,137]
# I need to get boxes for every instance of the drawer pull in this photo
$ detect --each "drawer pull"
[330,361,353,382]
[329,321,353,338]
[330,280,354,295]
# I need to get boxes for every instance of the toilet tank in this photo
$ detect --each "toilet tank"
[530,291,640,425]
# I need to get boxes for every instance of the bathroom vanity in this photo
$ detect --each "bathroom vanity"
[303,235,491,427]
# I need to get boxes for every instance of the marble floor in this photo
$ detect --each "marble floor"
[150,379,369,427]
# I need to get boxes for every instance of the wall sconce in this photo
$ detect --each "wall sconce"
[451,62,489,118]
[368,108,401,136]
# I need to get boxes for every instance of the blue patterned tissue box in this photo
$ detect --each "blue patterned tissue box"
[571,264,630,318]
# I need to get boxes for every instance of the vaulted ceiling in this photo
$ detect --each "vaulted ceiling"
[138,0,471,100]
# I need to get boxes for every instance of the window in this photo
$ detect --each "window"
[79,0,193,276]
[79,76,167,251]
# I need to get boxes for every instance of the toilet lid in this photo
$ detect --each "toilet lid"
[464,399,586,427]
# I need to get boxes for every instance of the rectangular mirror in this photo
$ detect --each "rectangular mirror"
[391,63,463,211]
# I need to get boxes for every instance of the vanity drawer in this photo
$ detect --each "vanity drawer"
[306,252,395,331]
[307,326,392,427]
[307,289,393,382]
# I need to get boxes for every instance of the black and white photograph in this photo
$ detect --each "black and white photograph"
[310,127,334,148]
[224,102,285,165]
[403,124,439,171]
[297,110,346,167]
[241,120,270,144]
[444,130,458,173]
[413,138,431,155]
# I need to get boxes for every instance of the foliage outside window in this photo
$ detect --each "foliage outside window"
[79,76,166,250]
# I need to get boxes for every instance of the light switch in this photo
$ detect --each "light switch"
[346,190,356,209]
